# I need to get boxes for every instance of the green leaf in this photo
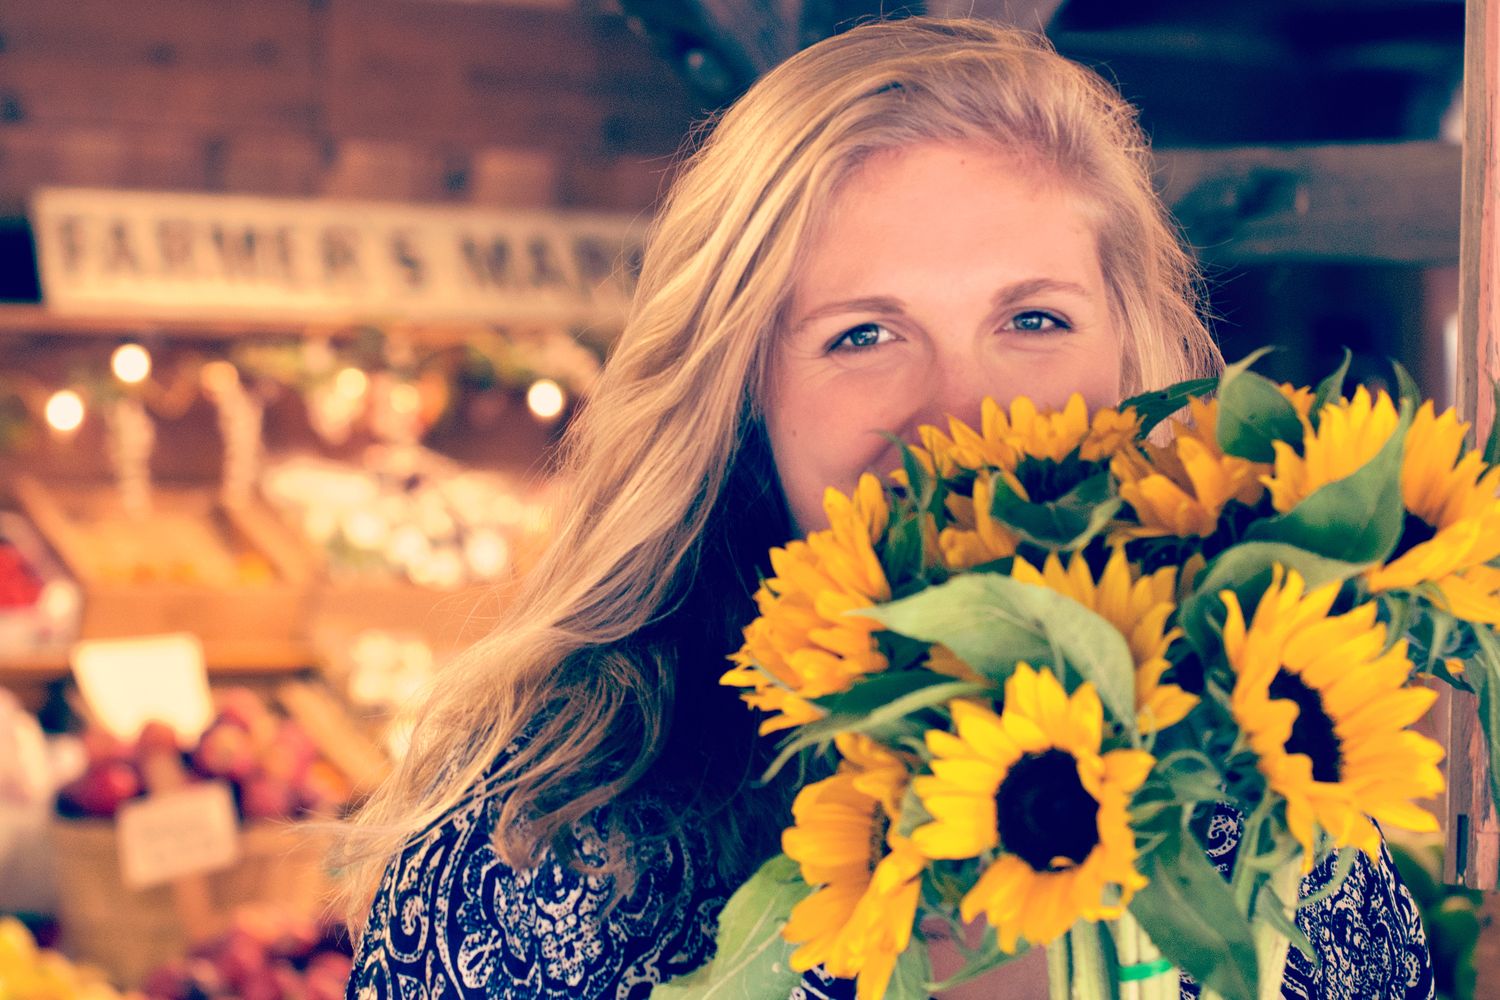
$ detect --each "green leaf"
[816,669,986,717]
[1177,542,1366,661]
[1392,361,1421,410]
[925,937,1033,993]
[1216,349,1304,462]
[1245,401,1411,564]
[858,573,1137,726]
[1120,377,1219,438]
[990,470,1122,550]
[763,674,987,781]
[654,854,812,999]
[1130,809,1259,1000]
[1466,627,1500,816]
[1486,383,1500,467]
[885,939,933,1000]
[1256,881,1316,961]
[1312,349,1352,416]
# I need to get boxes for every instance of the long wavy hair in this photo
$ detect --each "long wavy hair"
[335,15,1222,926]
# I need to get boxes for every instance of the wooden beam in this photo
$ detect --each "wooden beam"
[1154,142,1461,265]
[1447,0,1500,890]
[924,0,1066,32]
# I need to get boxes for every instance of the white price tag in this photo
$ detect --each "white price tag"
[115,781,240,889]
[70,633,214,743]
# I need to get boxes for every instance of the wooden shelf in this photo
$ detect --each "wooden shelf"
[0,639,315,683]
[0,303,503,345]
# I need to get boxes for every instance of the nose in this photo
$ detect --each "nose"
[898,350,995,445]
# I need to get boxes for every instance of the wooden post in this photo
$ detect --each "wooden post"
[1447,0,1500,889]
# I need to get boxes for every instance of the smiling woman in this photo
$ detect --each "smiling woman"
[769,143,1122,533]
[335,16,1432,1000]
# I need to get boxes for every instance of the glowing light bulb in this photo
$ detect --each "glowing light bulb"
[111,344,152,384]
[390,383,421,416]
[527,379,565,421]
[334,366,369,400]
[45,390,86,433]
[200,360,240,394]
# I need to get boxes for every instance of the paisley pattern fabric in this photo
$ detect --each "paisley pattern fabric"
[346,768,732,1000]
[1187,802,1434,1000]
[792,801,1434,999]
[348,774,1431,1000]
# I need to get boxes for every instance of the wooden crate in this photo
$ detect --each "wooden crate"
[48,818,334,987]
[13,477,315,666]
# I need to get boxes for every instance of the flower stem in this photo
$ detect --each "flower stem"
[1254,864,1299,1000]
[1113,911,1178,1000]
[1069,924,1113,1000]
[1048,936,1072,1000]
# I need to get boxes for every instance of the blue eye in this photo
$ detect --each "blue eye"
[829,322,894,352]
[1010,311,1069,333]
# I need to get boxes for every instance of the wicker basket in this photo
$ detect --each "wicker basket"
[48,818,335,987]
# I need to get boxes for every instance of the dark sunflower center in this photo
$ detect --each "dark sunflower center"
[1390,512,1439,561]
[868,808,890,871]
[995,748,1100,872]
[1268,669,1342,782]
[1013,454,1107,504]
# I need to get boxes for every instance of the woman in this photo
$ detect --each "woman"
[339,17,1432,999]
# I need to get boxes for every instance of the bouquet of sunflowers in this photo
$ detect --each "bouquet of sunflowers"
[659,351,1500,1000]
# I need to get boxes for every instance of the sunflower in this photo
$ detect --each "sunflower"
[1261,385,1402,514]
[1011,547,1198,732]
[911,394,1139,491]
[721,475,892,733]
[910,666,1153,952]
[1362,402,1500,624]
[782,734,925,1000]
[1113,397,1267,539]
[1222,567,1445,867]
[938,470,1020,572]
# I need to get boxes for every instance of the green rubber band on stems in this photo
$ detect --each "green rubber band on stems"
[1118,958,1175,983]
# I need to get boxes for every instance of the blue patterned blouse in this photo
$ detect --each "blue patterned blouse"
[347,789,1432,1000]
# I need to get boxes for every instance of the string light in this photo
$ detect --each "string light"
[389,383,421,416]
[111,343,152,384]
[526,379,565,421]
[45,390,86,433]
[334,366,369,400]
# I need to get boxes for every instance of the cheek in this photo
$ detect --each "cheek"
[767,367,902,528]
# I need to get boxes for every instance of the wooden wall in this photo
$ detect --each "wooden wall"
[0,0,699,214]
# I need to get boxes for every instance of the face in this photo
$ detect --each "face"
[766,140,1123,533]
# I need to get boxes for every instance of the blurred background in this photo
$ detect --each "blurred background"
[0,1,1483,998]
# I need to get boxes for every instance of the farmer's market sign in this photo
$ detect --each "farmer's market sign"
[31,187,644,326]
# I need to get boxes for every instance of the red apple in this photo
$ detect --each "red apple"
[57,760,143,818]
[261,721,318,783]
[240,775,297,821]
[296,761,353,817]
[193,721,259,782]
[268,915,320,963]
[142,958,194,1000]
[215,687,268,727]
[214,926,271,991]
[271,962,306,1000]
[303,953,352,1000]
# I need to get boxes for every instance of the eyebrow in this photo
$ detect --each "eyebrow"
[790,278,1094,335]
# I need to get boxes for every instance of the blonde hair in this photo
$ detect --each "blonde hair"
[335,16,1220,925]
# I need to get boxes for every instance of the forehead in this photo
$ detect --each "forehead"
[798,142,1103,293]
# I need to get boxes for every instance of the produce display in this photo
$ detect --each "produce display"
[0,512,82,653]
[0,916,136,1000]
[0,539,43,609]
[260,449,546,589]
[34,487,278,588]
[57,690,353,822]
[139,910,352,1000]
